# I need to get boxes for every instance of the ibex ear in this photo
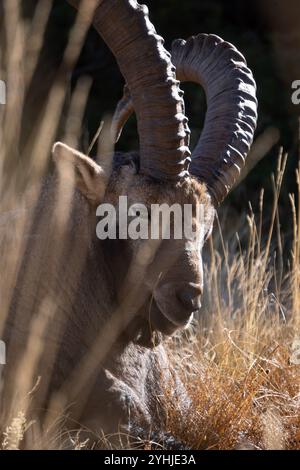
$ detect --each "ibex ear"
[52,142,107,204]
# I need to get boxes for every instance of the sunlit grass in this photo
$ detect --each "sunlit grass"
[165,157,300,450]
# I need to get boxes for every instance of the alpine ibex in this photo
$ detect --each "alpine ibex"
[1,0,257,447]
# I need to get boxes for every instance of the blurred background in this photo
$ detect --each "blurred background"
[3,0,300,226]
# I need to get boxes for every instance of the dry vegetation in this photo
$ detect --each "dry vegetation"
[165,157,300,450]
[0,0,299,450]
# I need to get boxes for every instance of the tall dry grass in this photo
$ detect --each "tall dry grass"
[164,156,300,450]
[0,0,299,450]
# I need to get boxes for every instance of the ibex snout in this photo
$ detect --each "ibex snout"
[176,282,202,311]
[152,280,203,332]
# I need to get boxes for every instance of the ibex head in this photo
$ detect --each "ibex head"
[53,0,257,342]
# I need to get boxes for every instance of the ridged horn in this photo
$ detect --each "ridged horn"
[111,85,132,143]
[67,0,191,180]
[112,33,258,204]
[172,34,257,204]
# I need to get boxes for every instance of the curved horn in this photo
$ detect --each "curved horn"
[111,85,132,143]
[68,0,190,180]
[172,34,257,204]
[112,33,257,204]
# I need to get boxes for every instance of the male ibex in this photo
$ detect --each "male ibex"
[1,0,257,447]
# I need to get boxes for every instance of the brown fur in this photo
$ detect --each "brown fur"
[1,147,215,446]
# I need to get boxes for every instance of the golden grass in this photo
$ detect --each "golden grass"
[0,0,299,450]
[164,157,300,450]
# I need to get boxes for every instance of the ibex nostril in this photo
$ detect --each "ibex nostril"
[177,284,202,311]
